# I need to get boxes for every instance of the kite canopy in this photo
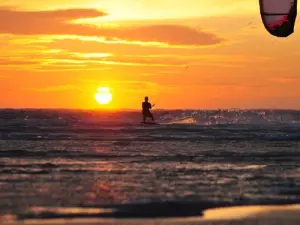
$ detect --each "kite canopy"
[259,0,297,37]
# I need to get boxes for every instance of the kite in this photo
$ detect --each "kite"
[259,0,297,37]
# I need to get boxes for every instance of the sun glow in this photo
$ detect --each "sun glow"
[94,87,112,105]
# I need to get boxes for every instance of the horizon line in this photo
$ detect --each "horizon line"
[0,107,299,111]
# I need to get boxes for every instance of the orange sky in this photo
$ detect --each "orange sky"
[0,0,300,109]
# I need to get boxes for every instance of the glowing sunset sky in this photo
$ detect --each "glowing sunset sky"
[0,0,299,109]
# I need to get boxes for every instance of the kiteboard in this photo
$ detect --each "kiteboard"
[141,121,159,125]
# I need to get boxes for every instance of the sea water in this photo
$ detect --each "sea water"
[0,109,300,219]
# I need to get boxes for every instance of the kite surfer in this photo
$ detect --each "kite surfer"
[142,96,155,122]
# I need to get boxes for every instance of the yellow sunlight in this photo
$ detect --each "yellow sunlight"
[94,87,113,105]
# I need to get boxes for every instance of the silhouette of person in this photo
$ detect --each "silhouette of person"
[142,96,155,122]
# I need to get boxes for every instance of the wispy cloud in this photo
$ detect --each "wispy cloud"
[0,7,107,34]
[0,48,270,72]
[268,76,300,84]
[80,79,164,94]
[0,35,272,72]
[0,7,224,47]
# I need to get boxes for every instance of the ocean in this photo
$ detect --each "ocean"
[1,109,300,220]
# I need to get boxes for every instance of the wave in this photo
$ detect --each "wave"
[1,125,300,141]
[2,149,300,163]
[0,149,130,158]
[1,109,300,142]
[2,109,300,125]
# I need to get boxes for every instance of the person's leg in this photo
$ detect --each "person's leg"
[150,113,154,121]
[142,111,146,122]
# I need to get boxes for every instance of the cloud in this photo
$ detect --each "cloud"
[0,7,223,46]
[83,79,159,89]
[0,7,107,34]
[0,58,38,65]
[0,47,184,71]
[0,50,257,72]
[79,78,267,95]
[0,41,271,71]
[81,79,164,93]
[113,80,159,90]
[25,79,164,96]
[108,25,223,46]
[268,76,300,84]
[0,57,41,70]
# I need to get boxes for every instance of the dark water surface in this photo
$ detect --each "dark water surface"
[1,109,300,219]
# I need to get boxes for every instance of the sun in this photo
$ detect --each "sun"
[94,87,112,105]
